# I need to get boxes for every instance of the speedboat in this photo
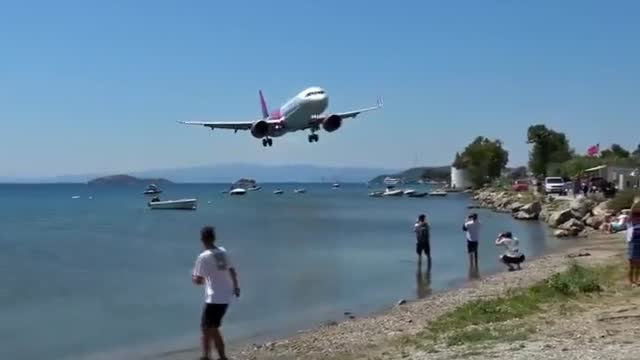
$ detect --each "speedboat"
[383,187,404,197]
[331,183,340,189]
[429,190,448,197]
[368,191,384,197]
[229,188,247,196]
[247,186,262,192]
[273,189,284,195]
[148,198,197,210]
[403,189,417,196]
[143,184,162,195]
[294,188,306,194]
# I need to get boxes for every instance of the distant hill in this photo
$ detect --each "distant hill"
[87,175,173,186]
[3,163,400,184]
[132,163,400,183]
[369,166,451,184]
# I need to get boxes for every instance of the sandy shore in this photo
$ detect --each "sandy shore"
[161,229,630,360]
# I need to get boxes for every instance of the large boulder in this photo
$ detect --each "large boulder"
[559,218,585,232]
[592,201,612,217]
[570,195,596,219]
[513,211,539,220]
[510,202,525,213]
[585,215,605,230]
[521,201,542,215]
[554,229,571,238]
[548,209,574,228]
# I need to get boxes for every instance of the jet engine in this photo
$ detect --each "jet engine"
[250,120,269,138]
[322,114,342,132]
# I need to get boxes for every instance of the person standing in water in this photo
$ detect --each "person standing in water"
[462,213,480,269]
[192,226,240,360]
[414,214,432,269]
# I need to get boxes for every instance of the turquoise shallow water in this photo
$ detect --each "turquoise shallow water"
[0,184,556,360]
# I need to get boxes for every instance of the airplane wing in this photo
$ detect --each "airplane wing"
[334,96,384,119]
[179,119,281,131]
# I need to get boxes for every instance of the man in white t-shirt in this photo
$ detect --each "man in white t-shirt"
[462,213,480,269]
[192,226,240,360]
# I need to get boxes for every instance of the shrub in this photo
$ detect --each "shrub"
[607,189,640,213]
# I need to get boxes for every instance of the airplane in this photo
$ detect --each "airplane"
[179,87,383,147]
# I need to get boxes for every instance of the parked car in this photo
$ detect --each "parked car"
[544,177,567,195]
[512,179,530,192]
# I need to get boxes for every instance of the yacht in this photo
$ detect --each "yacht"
[273,189,284,195]
[383,177,401,186]
[331,183,340,189]
[143,184,162,195]
[294,188,307,194]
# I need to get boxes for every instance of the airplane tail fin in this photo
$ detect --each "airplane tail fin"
[259,90,269,118]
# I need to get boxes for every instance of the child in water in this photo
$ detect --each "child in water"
[495,232,525,271]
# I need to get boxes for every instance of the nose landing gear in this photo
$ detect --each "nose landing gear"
[307,134,319,143]
[262,138,273,147]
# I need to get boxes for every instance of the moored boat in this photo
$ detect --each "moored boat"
[273,189,284,195]
[143,184,162,195]
[148,198,197,210]
[229,188,247,196]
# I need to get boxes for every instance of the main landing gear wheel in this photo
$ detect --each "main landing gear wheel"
[262,138,273,147]
[307,134,319,143]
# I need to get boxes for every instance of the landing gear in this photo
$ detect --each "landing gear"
[307,134,319,143]
[262,138,273,147]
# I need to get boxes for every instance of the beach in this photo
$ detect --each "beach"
[159,191,637,360]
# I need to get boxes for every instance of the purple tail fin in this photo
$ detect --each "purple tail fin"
[259,90,269,119]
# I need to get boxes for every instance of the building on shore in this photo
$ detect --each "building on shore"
[584,164,639,190]
[450,166,471,189]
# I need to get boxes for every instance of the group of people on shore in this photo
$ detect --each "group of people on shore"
[189,201,640,360]
[413,212,526,273]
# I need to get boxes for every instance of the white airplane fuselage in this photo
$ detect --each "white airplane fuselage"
[266,87,329,137]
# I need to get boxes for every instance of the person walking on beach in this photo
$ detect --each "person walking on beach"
[414,214,431,269]
[192,226,240,360]
[462,213,480,269]
[495,232,525,271]
[626,204,640,286]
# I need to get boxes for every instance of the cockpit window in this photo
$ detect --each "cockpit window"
[305,90,325,97]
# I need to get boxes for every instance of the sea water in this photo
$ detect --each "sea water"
[0,184,557,360]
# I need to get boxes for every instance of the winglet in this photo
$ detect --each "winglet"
[259,90,269,119]
[376,96,384,108]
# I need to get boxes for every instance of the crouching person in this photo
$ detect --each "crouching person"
[495,232,525,271]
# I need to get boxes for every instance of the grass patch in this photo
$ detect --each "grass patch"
[608,189,640,213]
[410,263,617,348]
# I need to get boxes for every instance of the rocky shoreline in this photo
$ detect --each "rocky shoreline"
[472,188,614,238]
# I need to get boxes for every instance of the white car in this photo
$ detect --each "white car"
[544,177,567,195]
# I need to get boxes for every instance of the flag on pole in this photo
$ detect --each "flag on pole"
[587,143,600,156]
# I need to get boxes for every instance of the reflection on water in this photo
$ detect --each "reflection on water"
[416,263,432,299]
[468,263,480,280]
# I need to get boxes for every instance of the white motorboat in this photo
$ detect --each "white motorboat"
[229,188,247,196]
[331,183,340,189]
[368,191,384,197]
[383,187,404,197]
[403,189,417,196]
[247,186,262,191]
[148,198,197,210]
[294,188,306,194]
[143,184,162,195]
[429,190,448,197]
[273,189,284,195]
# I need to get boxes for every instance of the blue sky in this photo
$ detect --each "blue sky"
[1,0,638,177]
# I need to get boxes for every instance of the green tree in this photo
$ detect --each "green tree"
[633,143,640,157]
[458,136,509,188]
[452,152,467,168]
[601,143,630,159]
[527,125,572,177]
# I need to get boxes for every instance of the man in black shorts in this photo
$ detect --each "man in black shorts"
[414,214,431,269]
[192,226,240,360]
